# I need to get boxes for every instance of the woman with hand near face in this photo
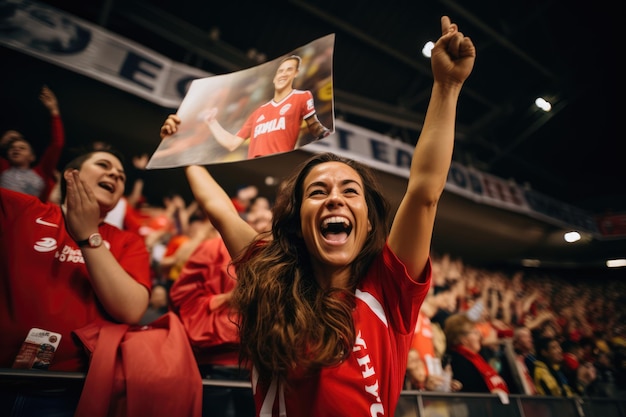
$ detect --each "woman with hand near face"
[0,147,152,415]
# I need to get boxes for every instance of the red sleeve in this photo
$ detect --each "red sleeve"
[231,197,246,213]
[164,235,189,257]
[122,203,147,235]
[169,238,238,348]
[496,328,514,339]
[301,90,316,120]
[35,114,65,201]
[102,224,152,291]
[383,245,432,335]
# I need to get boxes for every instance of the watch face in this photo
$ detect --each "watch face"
[88,233,103,247]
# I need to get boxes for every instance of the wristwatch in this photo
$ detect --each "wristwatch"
[76,232,103,248]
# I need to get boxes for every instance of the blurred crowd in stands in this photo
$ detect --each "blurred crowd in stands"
[3,85,625,409]
[404,251,626,401]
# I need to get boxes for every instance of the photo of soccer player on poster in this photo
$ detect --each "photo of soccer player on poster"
[147,34,334,169]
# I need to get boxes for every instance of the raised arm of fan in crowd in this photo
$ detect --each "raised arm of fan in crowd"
[387,15,475,281]
[39,84,60,117]
[160,116,257,258]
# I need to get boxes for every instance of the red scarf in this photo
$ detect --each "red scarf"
[453,345,509,393]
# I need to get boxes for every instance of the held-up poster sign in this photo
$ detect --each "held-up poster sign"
[146,35,335,168]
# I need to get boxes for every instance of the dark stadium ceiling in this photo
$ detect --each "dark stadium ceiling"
[2,0,624,274]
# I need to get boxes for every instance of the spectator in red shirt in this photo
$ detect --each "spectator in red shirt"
[0,146,151,415]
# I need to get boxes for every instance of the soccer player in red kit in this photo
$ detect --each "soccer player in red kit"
[202,54,330,158]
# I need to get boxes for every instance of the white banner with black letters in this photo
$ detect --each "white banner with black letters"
[0,0,207,108]
[0,0,602,236]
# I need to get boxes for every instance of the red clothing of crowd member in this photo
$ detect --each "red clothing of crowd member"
[411,311,437,359]
[169,236,240,366]
[72,313,202,417]
[0,189,151,371]
[410,310,438,386]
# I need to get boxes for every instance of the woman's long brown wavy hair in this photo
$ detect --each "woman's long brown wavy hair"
[231,153,390,383]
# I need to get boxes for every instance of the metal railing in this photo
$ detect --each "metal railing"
[2,369,625,417]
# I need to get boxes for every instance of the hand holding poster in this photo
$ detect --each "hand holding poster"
[147,34,335,169]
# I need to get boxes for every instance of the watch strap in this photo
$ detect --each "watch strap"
[76,233,102,248]
[76,237,90,247]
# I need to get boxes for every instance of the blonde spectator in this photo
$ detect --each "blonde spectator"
[443,313,509,395]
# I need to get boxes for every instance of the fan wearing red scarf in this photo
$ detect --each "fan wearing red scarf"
[443,313,510,395]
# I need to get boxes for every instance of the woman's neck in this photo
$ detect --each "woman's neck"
[313,263,352,290]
